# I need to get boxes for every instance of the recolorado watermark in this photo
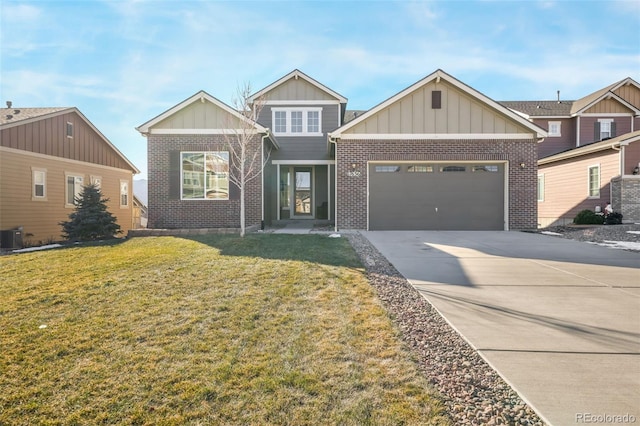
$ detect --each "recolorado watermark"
[576,413,637,424]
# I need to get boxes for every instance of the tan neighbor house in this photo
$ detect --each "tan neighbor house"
[0,106,140,247]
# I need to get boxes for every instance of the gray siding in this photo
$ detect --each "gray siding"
[257,104,339,161]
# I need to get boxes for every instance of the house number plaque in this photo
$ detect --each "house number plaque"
[347,171,362,177]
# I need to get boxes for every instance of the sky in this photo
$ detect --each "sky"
[2,0,639,180]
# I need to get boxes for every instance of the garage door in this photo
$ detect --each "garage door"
[369,163,505,230]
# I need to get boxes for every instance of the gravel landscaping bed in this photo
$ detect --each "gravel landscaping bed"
[537,223,640,250]
[346,233,544,426]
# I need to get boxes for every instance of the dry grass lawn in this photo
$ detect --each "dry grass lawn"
[0,234,449,425]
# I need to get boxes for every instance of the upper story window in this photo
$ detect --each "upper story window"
[66,122,73,139]
[548,121,561,137]
[596,119,615,141]
[272,108,322,136]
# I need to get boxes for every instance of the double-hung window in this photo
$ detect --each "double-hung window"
[271,108,322,136]
[548,121,561,137]
[596,119,615,141]
[32,168,47,200]
[537,174,545,202]
[588,165,600,198]
[181,151,230,200]
[65,173,84,206]
[120,180,129,207]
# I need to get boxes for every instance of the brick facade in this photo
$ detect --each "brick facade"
[147,134,262,229]
[611,176,640,223]
[335,138,538,230]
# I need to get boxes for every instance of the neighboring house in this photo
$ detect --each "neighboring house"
[537,131,640,227]
[133,195,148,229]
[139,69,546,231]
[502,77,640,159]
[0,106,140,247]
[503,77,640,226]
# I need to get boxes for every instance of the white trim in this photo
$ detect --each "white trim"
[580,113,633,117]
[137,90,268,135]
[264,100,339,106]
[66,121,73,139]
[537,173,545,202]
[336,133,534,140]
[547,121,561,137]
[249,69,347,103]
[272,160,335,165]
[587,164,601,199]
[148,128,258,135]
[271,107,323,136]
[119,179,130,208]
[1,146,138,175]
[64,172,84,207]
[330,69,546,139]
[31,167,47,201]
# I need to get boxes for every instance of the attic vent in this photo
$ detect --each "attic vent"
[6,114,13,120]
[432,90,442,109]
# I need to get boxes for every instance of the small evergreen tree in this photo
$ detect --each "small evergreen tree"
[60,183,121,241]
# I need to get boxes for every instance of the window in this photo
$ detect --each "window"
[120,180,129,207]
[440,165,466,172]
[32,168,47,199]
[274,111,287,133]
[588,165,600,198]
[66,122,73,138]
[407,165,433,173]
[65,174,84,206]
[181,151,229,200]
[596,119,615,141]
[537,174,545,202]
[271,108,322,136]
[375,165,401,173]
[91,176,102,191]
[432,90,442,109]
[548,121,561,137]
[473,165,499,172]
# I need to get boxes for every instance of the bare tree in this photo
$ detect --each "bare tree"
[224,83,272,237]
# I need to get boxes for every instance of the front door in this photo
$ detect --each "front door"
[294,167,313,217]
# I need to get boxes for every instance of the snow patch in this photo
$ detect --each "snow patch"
[588,241,640,251]
[12,244,63,253]
[541,231,563,236]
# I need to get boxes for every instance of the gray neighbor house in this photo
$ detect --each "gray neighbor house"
[137,69,549,232]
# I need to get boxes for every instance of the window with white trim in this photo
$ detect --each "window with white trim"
[271,108,322,136]
[537,174,544,202]
[588,165,600,198]
[91,176,102,191]
[598,119,613,140]
[181,152,230,200]
[120,180,129,207]
[65,174,84,206]
[32,168,47,200]
[548,121,561,137]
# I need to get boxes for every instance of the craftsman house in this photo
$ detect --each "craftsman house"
[139,69,545,231]
[0,106,140,247]
[502,77,640,226]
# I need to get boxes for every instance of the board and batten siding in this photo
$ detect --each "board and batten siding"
[538,150,619,227]
[263,78,337,102]
[151,100,243,130]
[0,147,134,244]
[584,98,634,114]
[613,84,640,109]
[342,80,528,135]
[0,111,133,171]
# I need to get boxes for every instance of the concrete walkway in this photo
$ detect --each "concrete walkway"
[362,231,640,426]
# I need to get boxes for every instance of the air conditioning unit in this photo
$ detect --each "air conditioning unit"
[1,229,23,249]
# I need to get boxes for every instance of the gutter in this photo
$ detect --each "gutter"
[328,136,339,233]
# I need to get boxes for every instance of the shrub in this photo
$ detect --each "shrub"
[573,209,604,225]
[605,212,623,225]
[60,183,121,241]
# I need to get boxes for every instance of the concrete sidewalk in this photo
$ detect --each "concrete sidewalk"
[362,231,640,426]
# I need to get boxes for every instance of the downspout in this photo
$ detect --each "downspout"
[611,142,622,176]
[329,136,338,232]
[260,130,270,230]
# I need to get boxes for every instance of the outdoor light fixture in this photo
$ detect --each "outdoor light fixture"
[519,162,526,169]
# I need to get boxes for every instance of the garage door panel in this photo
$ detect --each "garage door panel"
[369,163,504,230]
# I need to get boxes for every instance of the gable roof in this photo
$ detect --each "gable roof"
[249,69,347,104]
[539,130,640,165]
[329,69,546,139]
[1,106,140,174]
[0,107,70,125]
[570,77,640,115]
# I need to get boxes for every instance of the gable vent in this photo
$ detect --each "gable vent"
[432,90,442,109]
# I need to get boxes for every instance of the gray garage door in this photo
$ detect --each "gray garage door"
[369,163,505,230]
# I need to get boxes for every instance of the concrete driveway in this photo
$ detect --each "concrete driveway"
[362,231,639,426]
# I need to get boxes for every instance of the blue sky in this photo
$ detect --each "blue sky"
[2,0,639,180]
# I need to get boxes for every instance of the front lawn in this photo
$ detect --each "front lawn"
[0,235,449,425]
